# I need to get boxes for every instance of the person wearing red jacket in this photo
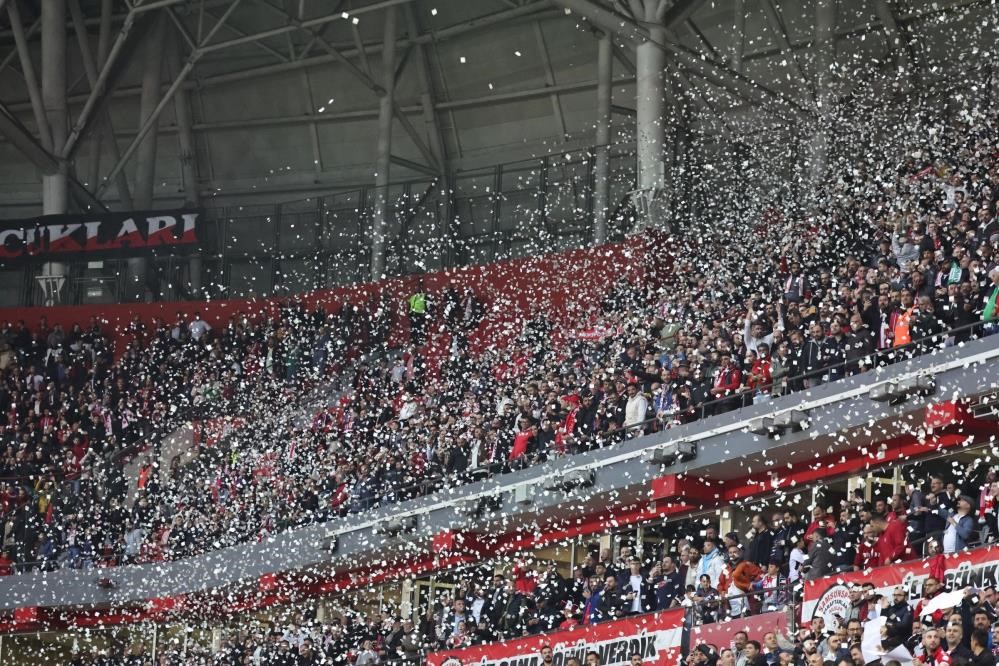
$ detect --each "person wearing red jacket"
[804,506,835,552]
[872,513,912,565]
[853,524,879,570]
[745,345,773,393]
[509,417,538,464]
[555,395,579,454]
[914,577,947,630]
[0,549,14,576]
[709,353,742,415]
[718,545,763,616]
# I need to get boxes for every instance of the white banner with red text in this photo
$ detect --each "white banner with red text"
[424,608,686,666]
[802,545,999,629]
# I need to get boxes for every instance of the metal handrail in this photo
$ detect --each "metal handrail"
[340,317,996,514]
[2,318,995,568]
[427,584,793,664]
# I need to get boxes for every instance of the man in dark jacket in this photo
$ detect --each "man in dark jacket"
[822,319,849,382]
[483,574,510,628]
[771,509,805,565]
[617,557,655,615]
[944,622,974,662]
[598,575,626,622]
[845,312,876,375]
[800,322,826,387]
[830,509,860,571]
[497,580,535,636]
[535,562,566,606]
[911,295,947,353]
[786,329,806,392]
[884,587,914,640]
[532,596,563,634]
[746,514,775,567]
[970,628,996,666]
[670,362,708,424]
[651,557,684,610]
[572,392,599,450]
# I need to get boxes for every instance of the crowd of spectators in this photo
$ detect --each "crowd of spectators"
[2,83,999,578]
[39,475,999,666]
[0,71,998,666]
[0,303,375,570]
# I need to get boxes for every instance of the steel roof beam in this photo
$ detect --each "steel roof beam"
[0,101,59,174]
[201,8,290,63]
[0,76,642,141]
[873,0,910,72]
[661,0,700,29]
[93,0,245,200]
[553,0,809,119]
[390,154,438,177]
[405,4,448,174]
[7,1,52,151]
[249,0,440,174]
[196,0,421,56]
[533,21,568,141]
[190,2,555,86]
[60,0,189,161]
[68,0,134,208]
[759,0,815,104]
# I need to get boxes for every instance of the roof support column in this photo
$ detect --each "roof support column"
[127,11,168,302]
[593,30,612,245]
[68,0,134,209]
[808,0,837,208]
[730,0,746,74]
[370,5,397,282]
[170,30,202,298]
[634,0,666,231]
[41,0,69,304]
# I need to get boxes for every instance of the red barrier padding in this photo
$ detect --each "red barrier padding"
[0,237,662,365]
[924,400,970,430]
[650,474,715,503]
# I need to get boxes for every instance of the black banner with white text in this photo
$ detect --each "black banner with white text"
[0,210,202,264]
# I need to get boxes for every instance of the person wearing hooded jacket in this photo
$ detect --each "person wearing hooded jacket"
[623,383,649,432]
[696,538,726,588]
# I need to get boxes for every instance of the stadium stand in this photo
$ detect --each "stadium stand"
[0,83,998,666]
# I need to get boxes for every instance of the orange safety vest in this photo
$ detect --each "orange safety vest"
[893,308,913,347]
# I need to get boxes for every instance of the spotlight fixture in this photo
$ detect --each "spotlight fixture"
[869,376,935,402]
[641,440,697,466]
[375,515,418,536]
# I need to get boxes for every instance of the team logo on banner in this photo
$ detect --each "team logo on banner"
[812,582,851,630]
[802,546,999,629]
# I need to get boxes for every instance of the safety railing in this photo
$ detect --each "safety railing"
[338,318,998,515]
[1,317,997,573]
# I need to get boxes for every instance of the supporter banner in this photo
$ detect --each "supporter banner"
[424,608,685,666]
[802,545,999,629]
[690,611,787,650]
[0,209,201,263]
